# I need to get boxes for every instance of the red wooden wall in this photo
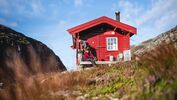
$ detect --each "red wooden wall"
[86,31,130,61]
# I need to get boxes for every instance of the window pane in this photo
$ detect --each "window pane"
[107,37,118,50]
[114,39,116,44]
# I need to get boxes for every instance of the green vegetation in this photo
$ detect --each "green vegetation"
[16,38,30,44]
[0,41,177,100]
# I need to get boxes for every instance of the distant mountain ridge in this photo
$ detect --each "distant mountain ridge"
[131,26,177,56]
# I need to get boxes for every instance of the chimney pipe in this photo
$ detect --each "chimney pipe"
[115,11,120,21]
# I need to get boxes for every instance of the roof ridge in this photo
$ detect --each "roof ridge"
[67,16,136,35]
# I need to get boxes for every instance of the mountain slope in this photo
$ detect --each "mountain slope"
[131,26,177,56]
[1,26,177,100]
[0,24,66,84]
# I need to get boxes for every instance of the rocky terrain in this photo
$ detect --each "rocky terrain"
[131,26,177,57]
[0,24,66,85]
[1,26,177,100]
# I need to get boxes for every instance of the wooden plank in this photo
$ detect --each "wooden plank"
[80,61,92,64]
[79,61,118,65]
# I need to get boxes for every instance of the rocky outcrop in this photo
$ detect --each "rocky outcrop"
[131,26,177,56]
[0,24,66,84]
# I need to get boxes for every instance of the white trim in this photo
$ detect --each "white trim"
[106,37,118,51]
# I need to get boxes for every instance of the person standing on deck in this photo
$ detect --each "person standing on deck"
[83,47,96,66]
[79,39,88,61]
[79,40,88,50]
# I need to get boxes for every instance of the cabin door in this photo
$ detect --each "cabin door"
[96,35,106,61]
[87,34,106,61]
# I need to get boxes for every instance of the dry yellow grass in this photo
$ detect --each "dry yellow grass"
[0,38,177,100]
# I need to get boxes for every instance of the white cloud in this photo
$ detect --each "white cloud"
[154,10,177,31]
[113,0,177,44]
[0,18,5,23]
[0,0,44,17]
[0,0,8,8]
[30,0,44,15]
[0,0,10,15]
[117,0,143,26]
[0,18,18,27]
[74,0,84,7]
[8,22,18,27]
[136,0,177,26]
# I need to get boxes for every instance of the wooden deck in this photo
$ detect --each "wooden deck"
[77,61,120,70]
[79,61,118,65]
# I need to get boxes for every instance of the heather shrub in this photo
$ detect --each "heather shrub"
[141,39,177,80]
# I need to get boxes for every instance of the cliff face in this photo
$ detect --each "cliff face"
[0,25,66,83]
[131,26,177,56]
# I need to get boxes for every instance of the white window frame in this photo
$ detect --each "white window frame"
[106,37,118,51]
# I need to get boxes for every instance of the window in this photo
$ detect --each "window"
[106,37,118,51]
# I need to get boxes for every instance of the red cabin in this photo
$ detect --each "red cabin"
[67,13,137,66]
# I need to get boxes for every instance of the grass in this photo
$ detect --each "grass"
[141,42,177,80]
[0,38,177,99]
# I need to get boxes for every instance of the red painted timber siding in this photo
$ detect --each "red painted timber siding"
[87,31,130,61]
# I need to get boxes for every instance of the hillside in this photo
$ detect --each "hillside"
[0,26,177,100]
[131,26,177,56]
[0,25,66,86]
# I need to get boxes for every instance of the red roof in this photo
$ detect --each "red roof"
[67,16,137,35]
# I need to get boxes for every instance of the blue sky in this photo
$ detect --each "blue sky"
[0,0,177,70]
